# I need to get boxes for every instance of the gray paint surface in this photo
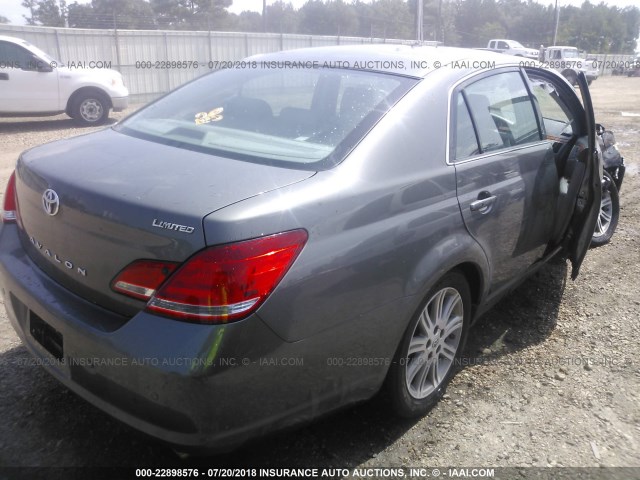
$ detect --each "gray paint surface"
[0,45,598,451]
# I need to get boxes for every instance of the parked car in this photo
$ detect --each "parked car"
[0,35,128,125]
[540,45,599,85]
[485,39,539,59]
[0,45,600,452]
[627,56,640,77]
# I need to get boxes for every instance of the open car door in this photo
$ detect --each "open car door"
[566,72,601,279]
[526,68,601,279]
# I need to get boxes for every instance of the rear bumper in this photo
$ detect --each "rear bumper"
[0,224,388,452]
[0,224,375,451]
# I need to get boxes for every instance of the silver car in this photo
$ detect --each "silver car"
[0,45,600,452]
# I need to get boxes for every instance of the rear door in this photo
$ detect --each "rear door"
[567,73,600,278]
[524,68,600,279]
[451,69,557,295]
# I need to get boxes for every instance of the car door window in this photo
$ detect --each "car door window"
[463,72,541,153]
[527,75,574,139]
[0,41,35,70]
[453,94,480,160]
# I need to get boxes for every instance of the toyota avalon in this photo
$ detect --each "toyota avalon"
[0,45,600,452]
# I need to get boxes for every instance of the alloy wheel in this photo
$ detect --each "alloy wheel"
[405,287,464,399]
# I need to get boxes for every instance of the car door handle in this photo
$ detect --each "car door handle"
[470,194,497,212]
[0,73,8,81]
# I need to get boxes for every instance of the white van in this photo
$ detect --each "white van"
[0,35,128,125]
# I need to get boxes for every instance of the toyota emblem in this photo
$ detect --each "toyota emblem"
[42,189,60,216]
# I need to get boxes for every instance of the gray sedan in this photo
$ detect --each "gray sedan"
[0,45,600,452]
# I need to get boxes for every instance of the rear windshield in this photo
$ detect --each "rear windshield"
[117,67,416,170]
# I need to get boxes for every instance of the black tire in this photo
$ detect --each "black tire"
[71,92,110,126]
[591,170,620,247]
[387,271,471,418]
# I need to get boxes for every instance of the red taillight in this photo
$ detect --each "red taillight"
[111,230,308,323]
[2,172,17,224]
[146,230,307,323]
[112,260,179,301]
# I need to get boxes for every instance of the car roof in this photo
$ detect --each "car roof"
[0,35,34,48]
[0,35,24,43]
[249,44,517,79]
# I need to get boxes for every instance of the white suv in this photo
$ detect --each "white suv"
[0,35,128,125]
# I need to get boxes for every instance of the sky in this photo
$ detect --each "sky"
[2,0,640,26]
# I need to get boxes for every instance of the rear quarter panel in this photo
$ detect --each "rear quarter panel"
[203,72,489,348]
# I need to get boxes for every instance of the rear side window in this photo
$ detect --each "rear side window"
[453,95,479,159]
[463,72,541,153]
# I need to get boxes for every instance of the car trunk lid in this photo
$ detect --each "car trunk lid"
[14,128,314,317]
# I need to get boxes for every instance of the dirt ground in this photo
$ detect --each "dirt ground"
[0,76,638,476]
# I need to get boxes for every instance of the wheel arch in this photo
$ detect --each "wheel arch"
[453,261,484,318]
[66,87,112,115]
[406,232,490,323]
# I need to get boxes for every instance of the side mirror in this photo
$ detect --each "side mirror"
[37,61,53,73]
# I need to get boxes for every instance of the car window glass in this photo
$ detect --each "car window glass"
[527,76,574,139]
[335,74,400,131]
[0,42,34,69]
[463,72,540,153]
[453,94,479,160]
[117,67,415,169]
[241,70,316,115]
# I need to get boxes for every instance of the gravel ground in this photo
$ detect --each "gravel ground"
[0,76,638,477]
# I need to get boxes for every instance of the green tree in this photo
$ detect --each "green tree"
[620,6,640,54]
[151,0,194,29]
[453,0,504,47]
[21,0,66,26]
[353,0,412,39]
[370,0,413,39]
[265,1,299,33]
[297,0,359,36]
[0,15,9,24]
[21,0,38,24]
[506,1,554,47]
[439,0,460,44]
[67,2,96,28]
[233,11,262,32]
[38,0,67,26]
[68,0,156,29]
